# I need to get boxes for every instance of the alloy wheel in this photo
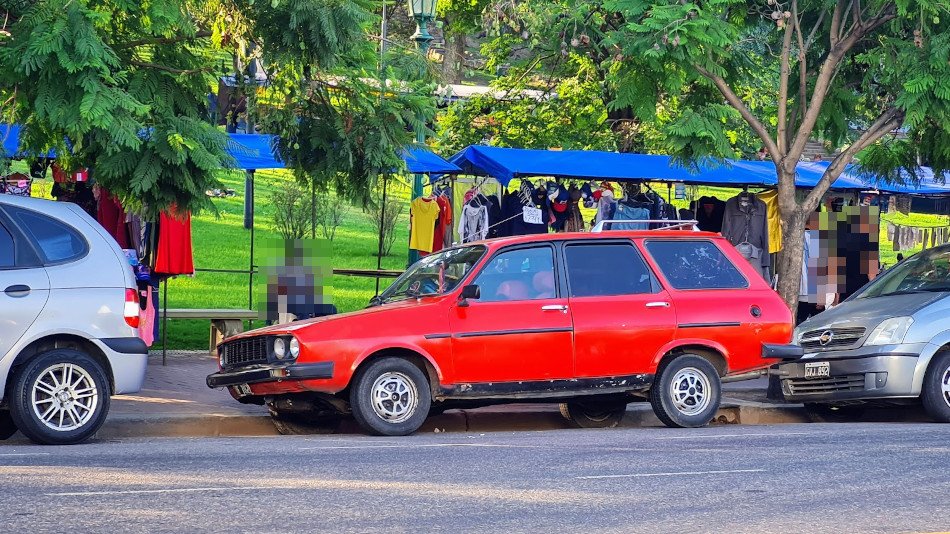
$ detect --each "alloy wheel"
[941,366,950,409]
[370,372,418,424]
[30,363,99,432]
[669,367,711,416]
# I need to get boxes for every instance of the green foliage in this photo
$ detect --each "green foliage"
[437,55,617,153]
[0,0,230,217]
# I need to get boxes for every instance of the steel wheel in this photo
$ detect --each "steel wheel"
[370,372,418,424]
[669,367,711,416]
[30,363,99,432]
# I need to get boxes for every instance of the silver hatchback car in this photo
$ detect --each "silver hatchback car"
[0,194,147,444]
[770,244,950,422]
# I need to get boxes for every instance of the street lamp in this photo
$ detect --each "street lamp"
[407,0,438,266]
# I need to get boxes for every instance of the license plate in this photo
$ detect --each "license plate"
[804,362,830,379]
[234,383,252,396]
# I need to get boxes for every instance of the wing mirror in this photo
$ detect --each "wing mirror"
[458,284,480,307]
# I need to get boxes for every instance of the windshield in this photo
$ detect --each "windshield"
[855,247,950,299]
[375,245,487,304]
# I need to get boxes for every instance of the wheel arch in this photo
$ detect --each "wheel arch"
[911,341,950,395]
[653,342,728,378]
[5,335,115,396]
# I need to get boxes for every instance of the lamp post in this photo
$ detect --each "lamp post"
[406,0,437,266]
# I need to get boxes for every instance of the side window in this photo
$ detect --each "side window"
[474,246,556,302]
[0,222,14,268]
[565,243,657,297]
[9,207,87,264]
[646,240,748,290]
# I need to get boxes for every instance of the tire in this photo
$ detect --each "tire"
[349,358,431,436]
[559,399,628,429]
[270,413,341,435]
[921,350,950,423]
[0,410,17,440]
[9,349,111,445]
[649,355,722,428]
[803,403,865,423]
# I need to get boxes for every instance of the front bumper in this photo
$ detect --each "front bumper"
[207,362,334,389]
[776,343,928,402]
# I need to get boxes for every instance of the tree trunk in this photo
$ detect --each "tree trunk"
[775,208,807,313]
[441,28,465,84]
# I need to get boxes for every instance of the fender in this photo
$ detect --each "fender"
[0,327,111,401]
[351,340,446,383]
[650,338,731,372]
[910,331,950,395]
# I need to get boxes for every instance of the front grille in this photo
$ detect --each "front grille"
[786,374,866,395]
[220,337,269,367]
[800,327,867,351]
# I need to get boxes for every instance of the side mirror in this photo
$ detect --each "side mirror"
[458,284,480,307]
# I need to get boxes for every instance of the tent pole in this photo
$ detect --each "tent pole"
[161,278,168,366]
[248,169,255,327]
[375,173,388,296]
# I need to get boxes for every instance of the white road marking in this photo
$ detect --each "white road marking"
[298,443,542,451]
[576,468,765,480]
[47,486,274,497]
[0,453,51,457]
[656,432,810,440]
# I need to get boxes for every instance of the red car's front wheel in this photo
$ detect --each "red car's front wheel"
[350,357,432,436]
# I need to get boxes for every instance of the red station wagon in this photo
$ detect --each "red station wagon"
[207,230,793,435]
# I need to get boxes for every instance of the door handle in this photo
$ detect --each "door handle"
[4,284,31,297]
[645,301,670,308]
[541,305,569,312]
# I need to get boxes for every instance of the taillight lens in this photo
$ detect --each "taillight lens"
[125,288,141,328]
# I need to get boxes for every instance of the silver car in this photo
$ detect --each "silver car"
[771,244,950,422]
[0,194,147,444]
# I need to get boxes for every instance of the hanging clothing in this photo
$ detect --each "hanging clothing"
[721,193,770,277]
[97,188,130,249]
[458,203,489,243]
[565,185,585,233]
[756,189,783,253]
[694,196,726,232]
[594,190,617,226]
[154,209,195,276]
[1,173,32,197]
[486,194,504,239]
[409,197,440,253]
[431,195,453,253]
[613,203,650,230]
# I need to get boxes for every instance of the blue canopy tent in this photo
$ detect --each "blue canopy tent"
[445,145,949,195]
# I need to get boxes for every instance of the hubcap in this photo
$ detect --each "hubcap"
[941,366,950,409]
[31,363,99,432]
[370,372,418,424]
[670,367,711,416]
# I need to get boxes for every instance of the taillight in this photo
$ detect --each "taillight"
[125,288,141,328]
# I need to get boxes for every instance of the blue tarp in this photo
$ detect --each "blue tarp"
[1,125,461,174]
[447,145,950,195]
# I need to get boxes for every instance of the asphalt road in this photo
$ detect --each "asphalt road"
[1,423,948,533]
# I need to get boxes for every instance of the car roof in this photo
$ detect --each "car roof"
[0,193,79,219]
[469,230,724,249]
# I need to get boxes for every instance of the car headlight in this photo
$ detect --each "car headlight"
[218,347,226,367]
[273,337,287,359]
[289,337,300,359]
[865,317,914,346]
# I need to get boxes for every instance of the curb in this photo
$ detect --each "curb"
[92,399,809,439]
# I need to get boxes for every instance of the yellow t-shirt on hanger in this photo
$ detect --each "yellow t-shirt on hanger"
[757,189,783,253]
[409,197,441,253]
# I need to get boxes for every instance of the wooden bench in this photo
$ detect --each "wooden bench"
[160,309,260,356]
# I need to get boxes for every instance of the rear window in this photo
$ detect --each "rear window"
[565,243,658,297]
[645,240,748,290]
[0,223,13,267]
[9,207,87,264]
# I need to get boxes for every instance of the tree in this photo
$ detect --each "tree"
[0,0,437,215]
[438,0,490,83]
[602,0,950,310]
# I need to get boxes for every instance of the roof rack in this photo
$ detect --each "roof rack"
[590,220,699,233]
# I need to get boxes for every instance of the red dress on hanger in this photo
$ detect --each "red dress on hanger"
[154,208,195,276]
[96,188,130,248]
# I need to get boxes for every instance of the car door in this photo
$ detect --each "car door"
[448,244,574,383]
[565,240,678,378]
[0,209,50,360]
